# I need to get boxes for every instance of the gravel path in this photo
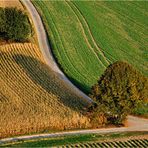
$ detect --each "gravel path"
[22,0,93,104]
[0,116,148,144]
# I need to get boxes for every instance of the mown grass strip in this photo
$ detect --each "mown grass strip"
[32,1,148,94]
[1,132,147,147]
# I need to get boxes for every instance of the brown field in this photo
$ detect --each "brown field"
[0,0,90,138]
[0,0,24,9]
[0,43,91,138]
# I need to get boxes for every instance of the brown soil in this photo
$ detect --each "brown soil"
[0,0,24,9]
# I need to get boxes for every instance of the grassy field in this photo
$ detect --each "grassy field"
[1,132,148,147]
[133,103,148,118]
[33,1,148,94]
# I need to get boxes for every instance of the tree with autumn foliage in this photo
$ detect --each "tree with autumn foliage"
[89,61,148,126]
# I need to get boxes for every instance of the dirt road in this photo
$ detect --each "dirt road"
[22,0,93,104]
[0,115,148,144]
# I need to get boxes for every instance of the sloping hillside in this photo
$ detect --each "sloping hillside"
[0,43,90,138]
[33,1,148,93]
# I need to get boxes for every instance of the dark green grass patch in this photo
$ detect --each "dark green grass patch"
[133,103,148,118]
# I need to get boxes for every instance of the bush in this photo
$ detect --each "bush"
[0,7,31,41]
[89,61,148,125]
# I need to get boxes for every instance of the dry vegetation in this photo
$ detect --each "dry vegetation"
[0,0,91,138]
[0,43,91,138]
[0,0,24,9]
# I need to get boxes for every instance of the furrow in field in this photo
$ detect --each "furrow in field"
[65,1,106,68]
[67,1,110,66]
[1,42,92,137]
[1,52,47,108]
[44,2,99,81]
[40,1,98,88]
[66,137,148,148]
[0,45,69,113]
[1,44,90,110]
[0,54,34,108]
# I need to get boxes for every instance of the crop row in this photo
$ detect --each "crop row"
[62,139,148,148]
[0,43,89,138]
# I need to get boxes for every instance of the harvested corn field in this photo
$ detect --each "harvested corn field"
[0,0,24,9]
[0,43,90,138]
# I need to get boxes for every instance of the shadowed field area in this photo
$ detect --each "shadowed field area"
[0,43,90,138]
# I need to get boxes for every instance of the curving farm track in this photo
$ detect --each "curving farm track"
[0,0,148,145]
[22,0,148,132]
[0,116,148,145]
[22,0,93,104]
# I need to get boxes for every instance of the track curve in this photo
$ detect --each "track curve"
[0,115,148,145]
[22,0,93,104]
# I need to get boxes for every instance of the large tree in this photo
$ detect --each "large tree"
[89,61,148,125]
[0,7,31,41]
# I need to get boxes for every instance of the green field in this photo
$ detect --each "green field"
[1,132,148,147]
[33,1,148,93]
[133,103,148,118]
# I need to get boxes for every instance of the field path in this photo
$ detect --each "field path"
[22,0,92,104]
[0,116,148,144]
[0,1,148,145]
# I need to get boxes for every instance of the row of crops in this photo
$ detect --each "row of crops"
[0,43,90,138]
[33,1,148,93]
[62,138,148,148]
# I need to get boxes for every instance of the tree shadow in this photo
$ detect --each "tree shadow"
[10,53,89,112]
[38,17,91,95]
[68,76,91,95]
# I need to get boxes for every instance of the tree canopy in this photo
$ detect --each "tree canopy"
[89,61,148,125]
[0,7,31,42]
